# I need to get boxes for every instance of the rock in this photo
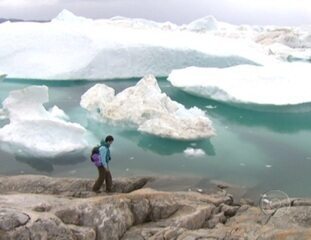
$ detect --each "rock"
[1,216,76,240]
[169,205,214,230]
[67,225,96,240]
[33,202,52,212]
[220,203,240,217]
[204,212,226,229]
[267,206,311,229]
[240,198,255,206]
[130,198,151,224]
[1,175,311,240]
[0,208,30,231]
[292,198,311,207]
[0,175,152,197]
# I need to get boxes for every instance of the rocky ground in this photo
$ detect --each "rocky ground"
[0,175,311,240]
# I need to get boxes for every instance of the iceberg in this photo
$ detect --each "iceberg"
[81,75,215,140]
[0,10,277,80]
[184,17,310,62]
[0,86,88,157]
[168,63,311,105]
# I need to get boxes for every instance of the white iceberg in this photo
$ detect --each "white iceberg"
[0,10,276,80]
[81,75,215,140]
[183,18,310,62]
[168,63,311,105]
[0,86,88,157]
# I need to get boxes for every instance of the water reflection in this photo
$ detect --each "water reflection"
[166,87,311,133]
[119,130,216,156]
[13,151,87,173]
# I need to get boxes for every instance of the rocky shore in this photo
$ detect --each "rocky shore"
[1,175,311,240]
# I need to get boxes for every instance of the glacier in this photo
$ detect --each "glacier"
[168,63,311,105]
[81,75,215,140]
[0,86,88,157]
[0,10,287,80]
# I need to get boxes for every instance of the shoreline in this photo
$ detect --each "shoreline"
[1,174,311,239]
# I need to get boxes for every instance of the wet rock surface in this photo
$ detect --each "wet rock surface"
[0,175,310,240]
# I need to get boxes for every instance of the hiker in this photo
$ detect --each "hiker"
[92,135,114,193]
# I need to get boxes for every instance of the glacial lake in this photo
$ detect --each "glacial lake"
[1,77,311,199]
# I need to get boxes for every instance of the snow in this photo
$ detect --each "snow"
[48,105,70,121]
[0,86,88,157]
[0,10,280,80]
[81,75,215,140]
[168,63,311,105]
[183,16,220,32]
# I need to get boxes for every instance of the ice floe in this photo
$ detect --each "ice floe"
[81,75,215,140]
[0,10,282,80]
[168,63,311,105]
[0,86,88,157]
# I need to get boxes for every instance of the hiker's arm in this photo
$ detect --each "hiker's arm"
[99,147,108,169]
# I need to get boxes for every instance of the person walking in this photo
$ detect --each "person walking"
[92,135,114,193]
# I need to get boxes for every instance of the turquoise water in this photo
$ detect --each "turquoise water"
[1,77,311,198]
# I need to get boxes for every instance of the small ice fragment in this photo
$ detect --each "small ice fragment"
[205,105,217,109]
[184,147,206,157]
[265,165,272,168]
[197,188,203,193]
[240,163,246,167]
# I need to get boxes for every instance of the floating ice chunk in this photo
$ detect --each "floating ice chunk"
[205,105,217,109]
[265,165,272,168]
[0,86,88,157]
[184,147,206,157]
[81,75,215,140]
[168,63,311,105]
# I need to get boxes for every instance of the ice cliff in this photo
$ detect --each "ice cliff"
[168,63,311,105]
[0,10,283,80]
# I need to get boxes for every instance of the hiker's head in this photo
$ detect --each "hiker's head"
[105,135,114,145]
